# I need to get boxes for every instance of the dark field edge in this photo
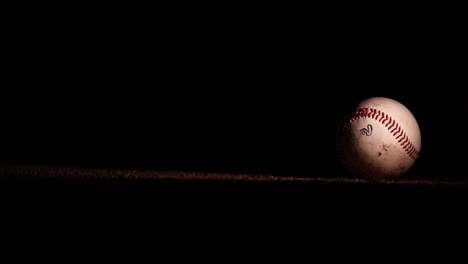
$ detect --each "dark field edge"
[1,163,468,263]
[1,163,467,186]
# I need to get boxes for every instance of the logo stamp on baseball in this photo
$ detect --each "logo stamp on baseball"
[336,97,421,180]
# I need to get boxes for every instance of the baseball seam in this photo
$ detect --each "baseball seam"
[345,107,420,160]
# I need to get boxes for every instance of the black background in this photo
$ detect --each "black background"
[2,3,468,262]
[3,4,466,178]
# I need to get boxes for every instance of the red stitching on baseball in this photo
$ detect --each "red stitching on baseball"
[346,107,420,160]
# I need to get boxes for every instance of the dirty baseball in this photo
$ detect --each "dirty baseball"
[336,97,421,179]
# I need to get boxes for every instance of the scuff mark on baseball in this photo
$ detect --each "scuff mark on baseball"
[336,97,421,179]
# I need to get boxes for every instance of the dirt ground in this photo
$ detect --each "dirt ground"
[1,164,467,262]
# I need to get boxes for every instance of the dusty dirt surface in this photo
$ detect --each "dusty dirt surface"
[1,163,467,186]
[2,163,467,262]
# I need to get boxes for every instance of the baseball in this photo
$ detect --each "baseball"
[336,97,421,180]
